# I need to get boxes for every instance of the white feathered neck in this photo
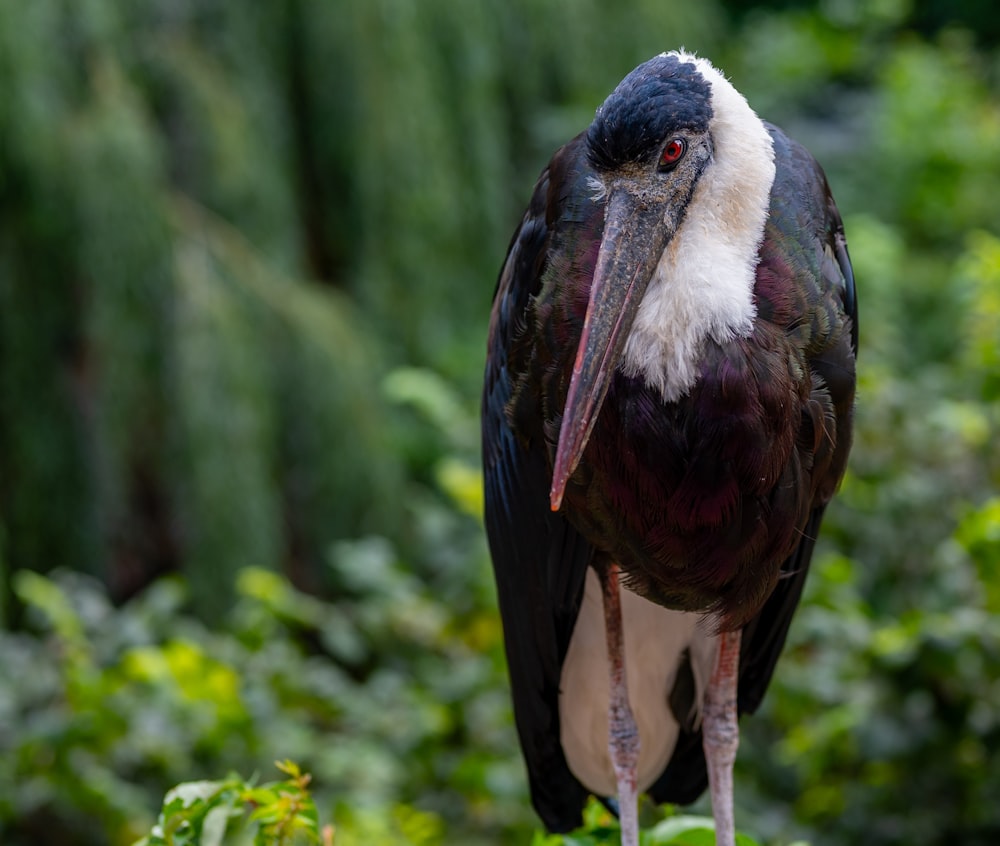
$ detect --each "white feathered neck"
[621,51,776,402]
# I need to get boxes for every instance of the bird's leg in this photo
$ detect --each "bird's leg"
[599,562,640,846]
[703,627,742,846]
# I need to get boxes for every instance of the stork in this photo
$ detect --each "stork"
[482,52,857,846]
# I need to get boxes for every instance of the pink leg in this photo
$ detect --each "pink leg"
[600,563,640,846]
[703,628,742,846]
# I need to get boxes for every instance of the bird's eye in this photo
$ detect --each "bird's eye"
[659,138,687,171]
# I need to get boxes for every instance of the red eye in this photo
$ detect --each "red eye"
[659,137,687,169]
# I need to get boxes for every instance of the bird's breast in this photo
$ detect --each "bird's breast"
[556,334,813,626]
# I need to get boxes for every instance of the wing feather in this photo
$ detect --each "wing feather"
[482,143,596,832]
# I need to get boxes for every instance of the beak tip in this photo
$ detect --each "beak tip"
[549,440,575,512]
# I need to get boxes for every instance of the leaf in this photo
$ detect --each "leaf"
[275,759,302,780]
[646,815,759,846]
[243,787,280,808]
[12,570,87,647]
[201,803,234,846]
[435,457,484,520]
[164,780,228,808]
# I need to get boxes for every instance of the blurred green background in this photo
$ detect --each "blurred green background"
[1,1,999,844]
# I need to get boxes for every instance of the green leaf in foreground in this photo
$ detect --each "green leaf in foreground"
[646,815,759,845]
[134,764,323,846]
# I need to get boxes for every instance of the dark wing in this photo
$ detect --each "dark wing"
[739,124,857,712]
[651,125,858,805]
[482,138,597,833]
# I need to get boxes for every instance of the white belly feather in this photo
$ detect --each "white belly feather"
[559,567,720,796]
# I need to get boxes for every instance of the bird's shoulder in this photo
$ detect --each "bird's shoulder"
[747,124,857,506]
[756,124,857,361]
[488,134,595,344]
[487,134,605,441]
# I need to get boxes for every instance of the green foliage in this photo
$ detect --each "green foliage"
[136,762,322,846]
[0,562,517,845]
[956,230,1000,401]
[2,1,1000,846]
[0,0,402,613]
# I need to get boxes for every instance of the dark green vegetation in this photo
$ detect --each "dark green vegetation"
[1,1,998,844]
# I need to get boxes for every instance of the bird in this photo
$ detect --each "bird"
[481,51,857,846]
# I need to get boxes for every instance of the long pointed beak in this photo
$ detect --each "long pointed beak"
[550,190,673,511]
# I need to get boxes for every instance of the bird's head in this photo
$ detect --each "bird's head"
[550,52,775,510]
